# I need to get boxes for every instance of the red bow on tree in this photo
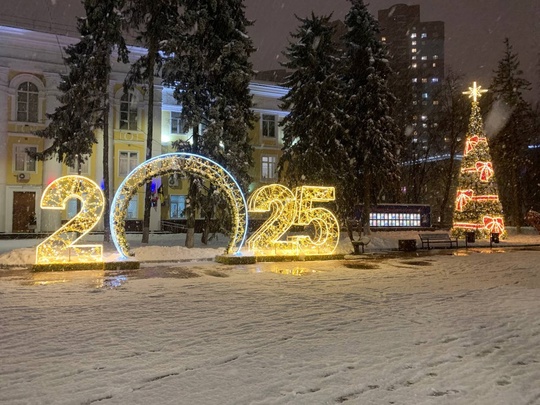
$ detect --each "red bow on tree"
[465,135,487,155]
[455,189,473,212]
[483,216,504,234]
[475,161,494,182]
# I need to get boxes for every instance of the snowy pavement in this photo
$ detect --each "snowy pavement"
[1,237,540,404]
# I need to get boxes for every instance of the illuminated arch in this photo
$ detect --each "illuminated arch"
[110,153,248,258]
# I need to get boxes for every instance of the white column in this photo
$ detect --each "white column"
[0,67,9,232]
[40,72,62,232]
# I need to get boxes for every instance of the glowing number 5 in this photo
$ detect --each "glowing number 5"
[247,185,339,255]
[36,175,104,264]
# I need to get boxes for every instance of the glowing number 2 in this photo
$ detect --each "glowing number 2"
[36,175,105,264]
[247,184,340,255]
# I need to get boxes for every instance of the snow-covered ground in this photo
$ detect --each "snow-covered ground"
[1,229,540,404]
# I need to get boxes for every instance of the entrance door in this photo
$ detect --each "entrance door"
[13,192,36,233]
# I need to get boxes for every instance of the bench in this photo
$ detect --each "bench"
[419,233,458,249]
[351,237,371,254]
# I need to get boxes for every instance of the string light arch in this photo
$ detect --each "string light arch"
[110,153,248,258]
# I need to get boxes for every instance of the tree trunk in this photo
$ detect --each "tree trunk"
[142,45,157,244]
[102,88,111,243]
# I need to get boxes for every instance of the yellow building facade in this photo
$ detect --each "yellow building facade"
[0,25,288,234]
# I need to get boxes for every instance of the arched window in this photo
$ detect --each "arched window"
[17,82,39,122]
[120,93,138,130]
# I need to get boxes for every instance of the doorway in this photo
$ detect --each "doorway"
[12,191,36,233]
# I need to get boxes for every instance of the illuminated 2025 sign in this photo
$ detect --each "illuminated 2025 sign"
[34,156,340,264]
[247,184,339,256]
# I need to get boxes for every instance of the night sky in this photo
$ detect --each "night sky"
[0,0,538,100]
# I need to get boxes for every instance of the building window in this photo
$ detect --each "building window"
[14,145,37,172]
[421,78,428,83]
[433,100,439,105]
[421,33,427,38]
[421,56,428,61]
[421,115,427,121]
[431,77,439,83]
[422,93,429,99]
[411,48,417,53]
[412,63,417,68]
[119,151,138,176]
[170,195,186,219]
[17,82,39,123]
[432,63,437,68]
[127,195,138,219]
[433,55,439,60]
[411,41,417,46]
[120,93,138,130]
[68,155,89,174]
[262,114,277,138]
[411,56,417,60]
[170,111,184,134]
[411,33,417,38]
[261,155,277,180]
[381,36,386,42]
[412,78,418,83]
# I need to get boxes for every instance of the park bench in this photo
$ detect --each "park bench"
[419,233,458,249]
[347,219,371,254]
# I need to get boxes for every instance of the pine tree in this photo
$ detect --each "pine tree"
[342,0,401,233]
[161,0,255,246]
[489,38,533,232]
[123,0,180,244]
[452,82,505,239]
[278,14,349,213]
[33,0,128,242]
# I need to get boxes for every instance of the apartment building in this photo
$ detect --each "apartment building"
[378,4,445,147]
[0,25,288,234]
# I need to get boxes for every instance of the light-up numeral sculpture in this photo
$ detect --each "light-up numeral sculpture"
[247,185,339,255]
[36,175,104,264]
[110,153,248,258]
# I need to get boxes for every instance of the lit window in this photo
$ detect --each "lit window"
[14,145,37,172]
[421,115,427,121]
[421,33,427,38]
[120,93,138,131]
[170,111,184,134]
[433,100,439,105]
[422,78,428,83]
[412,78,418,83]
[411,56,417,60]
[411,48,417,53]
[381,36,386,42]
[431,77,439,83]
[412,101,418,105]
[433,55,439,60]
[17,82,39,123]
[412,63,417,68]
[432,63,437,67]
[411,41,417,45]
[169,195,186,219]
[411,33,417,38]
[119,151,138,176]
[261,155,277,180]
[422,123,428,128]
[68,155,90,174]
[262,114,277,138]
[421,56,427,60]
[422,93,428,99]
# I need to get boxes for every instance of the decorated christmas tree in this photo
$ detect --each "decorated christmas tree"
[452,82,506,239]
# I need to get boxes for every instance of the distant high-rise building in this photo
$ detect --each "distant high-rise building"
[378,4,444,146]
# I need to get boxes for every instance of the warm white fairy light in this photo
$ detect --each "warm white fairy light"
[110,153,248,259]
[36,175,104,264]
[247,184,340,256]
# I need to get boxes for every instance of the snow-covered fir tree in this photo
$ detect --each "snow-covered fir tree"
[278,13,349,215]
[341,0,401,233]
[161,0,255,246]
[33,0,128,242]
[124,0,180,244]
[489,38,534,232]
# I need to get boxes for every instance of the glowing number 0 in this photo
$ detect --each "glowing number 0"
[36,175,104,264]
[247,185,339,255]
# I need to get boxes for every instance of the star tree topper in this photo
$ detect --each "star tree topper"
[463,81,488,102]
